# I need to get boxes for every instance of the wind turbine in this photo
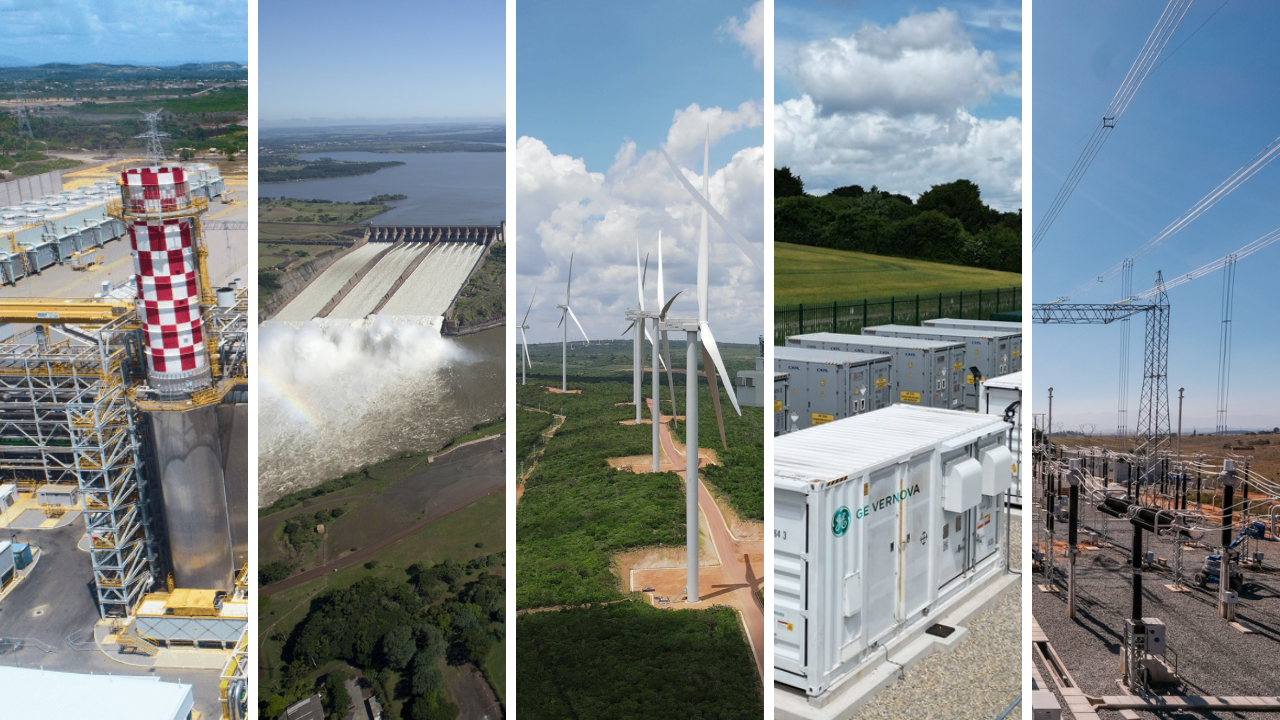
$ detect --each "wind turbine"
[555,253,589,393]
[518,288,535,385]
[651,234,680,472]
[659,128,761,603]
[622,244,651,423]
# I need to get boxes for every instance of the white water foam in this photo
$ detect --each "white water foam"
[257,315,503,506]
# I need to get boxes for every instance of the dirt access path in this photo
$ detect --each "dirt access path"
[516,406,565,502]
[634,397,765,677]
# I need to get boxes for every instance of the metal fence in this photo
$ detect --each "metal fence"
[774,287,1021,344]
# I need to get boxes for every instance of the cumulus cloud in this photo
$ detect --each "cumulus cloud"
[776,8,1022,210]
[665,101,763,164]
[721,1,765,70]
[790,9,1018,117]
[516,123,764,345]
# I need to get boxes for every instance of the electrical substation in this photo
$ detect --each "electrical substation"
[0,163,248,719]
[773,318,1023,718]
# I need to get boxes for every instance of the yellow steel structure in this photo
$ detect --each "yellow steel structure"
[0,298,132,325]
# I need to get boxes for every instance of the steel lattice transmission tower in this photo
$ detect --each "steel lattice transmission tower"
[135,109,169,164]
[1034,270,1171,475]
[1132,271,1170,468]
[15,88,34,140]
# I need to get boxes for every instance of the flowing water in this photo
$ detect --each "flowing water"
[256,321,505,506]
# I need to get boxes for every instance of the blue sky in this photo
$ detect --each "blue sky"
[775,0,1022,208]
[518,0,763,171]
[260,0,504,124]
[1033,0,1280,432]
[0,1,247,65]
[516,0,765,345]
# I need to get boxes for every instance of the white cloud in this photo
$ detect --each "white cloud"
[776,8,1022,211]
[789,9,1018,117]
[516,122,764,345]
[776,95,1022,210]
[721,1,765,70]
[665,101,762,165]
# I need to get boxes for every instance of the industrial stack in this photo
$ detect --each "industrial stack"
[113,164,244,593]
[0,162,248,719]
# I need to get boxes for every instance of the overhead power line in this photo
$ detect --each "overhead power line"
[1033,0,1195,250]
[1128,225,1280,301]
[1060,135,1280,302]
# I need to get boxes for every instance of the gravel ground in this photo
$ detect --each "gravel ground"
[855,512,1023,720]
[1032,491,1280,720]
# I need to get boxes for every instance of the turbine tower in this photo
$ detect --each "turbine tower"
[660,128,760,603]
[518,288,536,385]
[555,253,589,392]
[622,244,651,423]
[15,87,34,140]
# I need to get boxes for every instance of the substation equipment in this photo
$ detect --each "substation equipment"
[774,404,1014,698]
[788,332,967,411]
[0,164,248,719]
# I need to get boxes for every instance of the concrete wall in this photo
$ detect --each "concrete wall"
[0,170,63,206]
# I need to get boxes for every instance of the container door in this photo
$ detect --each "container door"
[865,466,900,644]
[899,454,933,619]
[774,490,808,675]
[939,510,968,584]
[974,494,999,563]
[951,349,966,409]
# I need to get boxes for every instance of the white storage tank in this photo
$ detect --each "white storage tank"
[775,346,892,430]
[775,405,1013,697]
[980,372,1022,503]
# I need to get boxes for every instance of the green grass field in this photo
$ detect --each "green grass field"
[775,242,1022,306]
[74,86,248,115]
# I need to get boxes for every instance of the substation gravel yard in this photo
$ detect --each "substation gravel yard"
[855,514,1023,720]
[1032,499,1280,720]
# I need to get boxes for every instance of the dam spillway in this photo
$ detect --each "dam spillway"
[271,224,500,323]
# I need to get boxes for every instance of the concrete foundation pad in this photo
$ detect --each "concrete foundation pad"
[153,648,230,670]
[1038,584,1059,593]
[1229,620,1257,634]
[1164,583,1191,592]
[775,571,1018,720]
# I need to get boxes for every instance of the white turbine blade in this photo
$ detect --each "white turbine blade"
[661,328,678,418]
[656,231,665,310]
[566,306,589,344]
[519,327,532,368]
[622,321,635,336]
[699,321,742,416]
[522,287,537,326]
[660,148,763,274]
[641,253,650,311]
[556,309,565,328]
[567,252,574,303]
[659,291,682,320]
[635,241,646,311]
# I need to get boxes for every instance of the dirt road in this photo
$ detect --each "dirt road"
[648,398,765,677]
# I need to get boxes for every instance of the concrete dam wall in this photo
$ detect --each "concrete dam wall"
[271,225,498,323]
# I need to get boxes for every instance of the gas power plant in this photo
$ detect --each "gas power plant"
[0,164,248,719]
[773,316,1023,717]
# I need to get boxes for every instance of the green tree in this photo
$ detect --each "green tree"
[379,625,416,670]
[409,653,444,696]
[917,179,993,235]
[775,166,805,197]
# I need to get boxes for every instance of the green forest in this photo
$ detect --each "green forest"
[518,603,762,719]
[259,155,406,183]
[264,556,504,720]
[515,340,762,609]
[775,169,1021,273]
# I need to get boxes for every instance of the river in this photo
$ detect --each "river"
[259,151,505,226]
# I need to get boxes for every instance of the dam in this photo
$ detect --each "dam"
[272,224,502,323]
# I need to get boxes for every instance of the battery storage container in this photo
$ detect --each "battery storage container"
[922,318,1023,368]
[980,372,1022,503]
[863,324,1020,408]
[775,347,892,431]
[774,405,1013,697]
[775,372,790,436]
[787,332,966,410]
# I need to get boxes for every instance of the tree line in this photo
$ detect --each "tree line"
[775,169,1021,273]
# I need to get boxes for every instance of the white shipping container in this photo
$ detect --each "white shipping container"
[775,405,1013,697]
[787,332,967,410]
[922,318,1023,367]
[981,372,1022,502]
[775,347,893,430]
